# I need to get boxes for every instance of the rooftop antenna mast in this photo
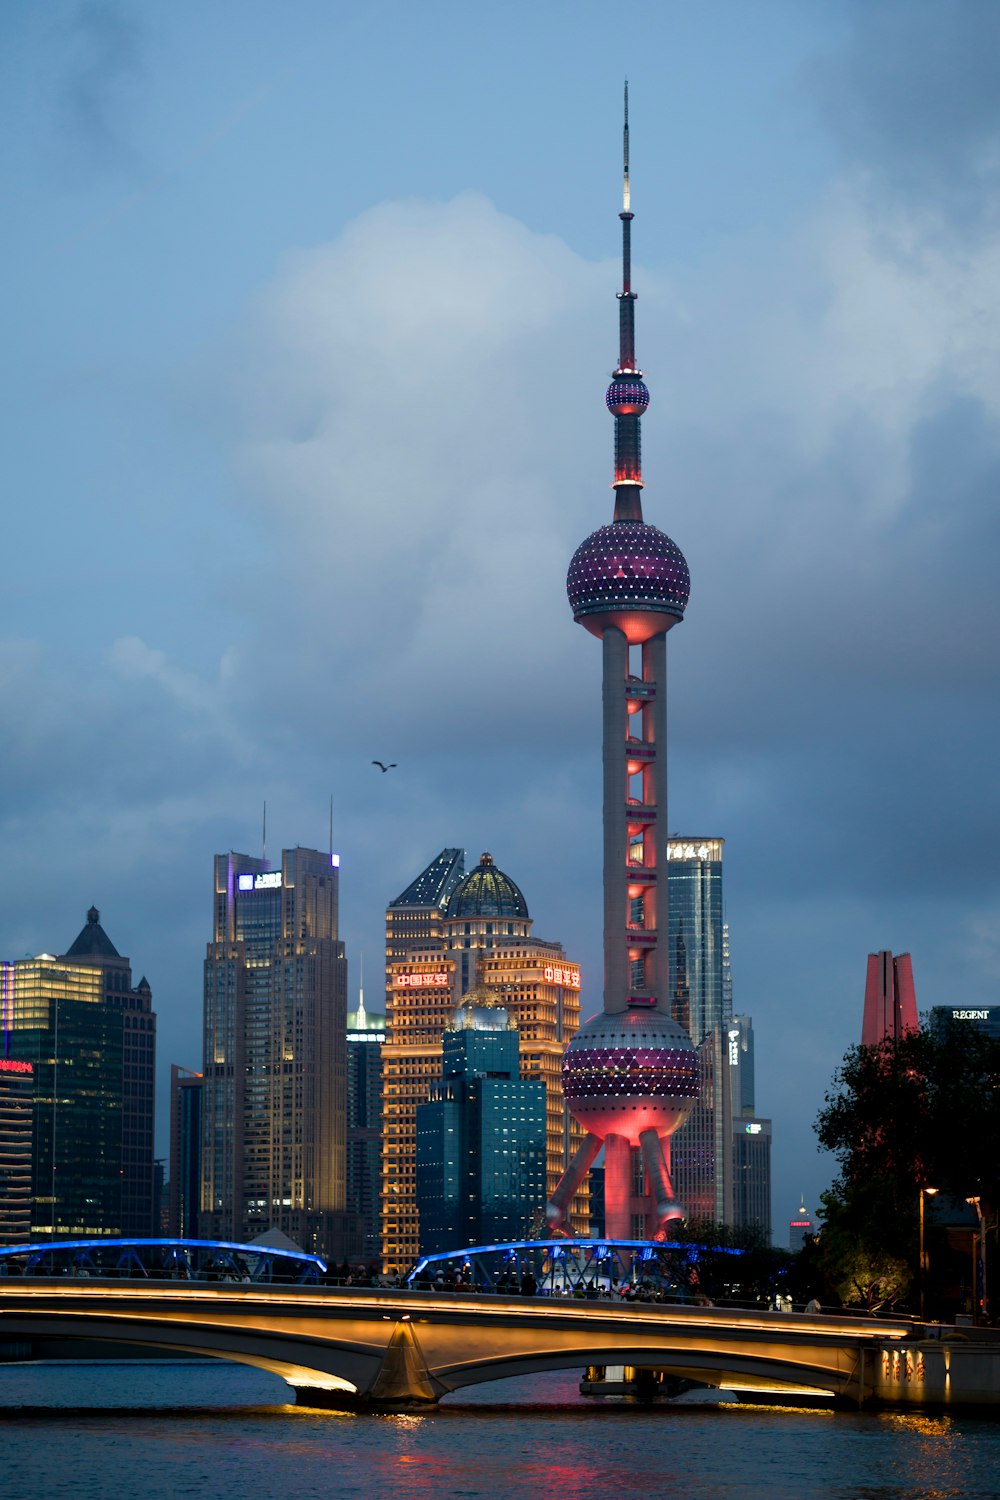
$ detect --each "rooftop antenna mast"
[329,793,333,857]
[619,79,635,366]
[262,800,267,865]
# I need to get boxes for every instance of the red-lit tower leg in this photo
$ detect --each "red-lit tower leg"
[548,85,700,1242]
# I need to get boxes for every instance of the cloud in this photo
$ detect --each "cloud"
[56,1,142,169]
[811,0,1000,234]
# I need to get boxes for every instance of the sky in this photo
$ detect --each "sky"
[2,0,998,1239]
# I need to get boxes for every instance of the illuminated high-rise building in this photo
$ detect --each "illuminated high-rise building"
[346,965,385,1265]
[381,850,584,1275]
[862,950,918,1047]
[667,838,729,1225]
[1,956,124,1240]
[0,1058,34,1246]
[789,1199,815,1253]
[548,91,700,1240]
[62,907,157,1237]
[200,846,361,1259]
[384,849,465,986]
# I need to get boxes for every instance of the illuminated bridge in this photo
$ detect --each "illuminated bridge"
[2,1238,997,1410]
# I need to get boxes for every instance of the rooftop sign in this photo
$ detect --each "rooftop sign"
[237,871,283,892]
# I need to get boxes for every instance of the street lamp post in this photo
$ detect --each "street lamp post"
[919,1186,939,1322]
[966,1195,987,1324]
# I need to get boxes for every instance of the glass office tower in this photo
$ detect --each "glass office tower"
[666,839,730,1226]
[1,957,124,1240]
[62,907,157,1237]
[667,838,727,1044]
[416,998,546,1255]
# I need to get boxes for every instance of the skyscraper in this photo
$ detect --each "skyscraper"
[346,965,385,1265]
[862,950,918,1046]
[728,1015,772,1241]
[789,1200,815,1252]
[1,956,124,1240]
[549,90,701,1241]
[200,845,361,1259]
[667,839,727,1044]
[382,850,584,1274]
[416,996,547,1255]
[167,1064,202,1239]
[62,907,157,1237]
[0,1058,33,1246]
[667,838,730,1225]
[384,849,466,993]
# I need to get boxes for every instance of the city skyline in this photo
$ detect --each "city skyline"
[2,3,998,1232]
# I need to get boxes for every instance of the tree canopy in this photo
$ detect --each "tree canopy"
[813,1019,1000,1309]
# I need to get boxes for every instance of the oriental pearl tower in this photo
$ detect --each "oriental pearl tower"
[546,87,700,1241]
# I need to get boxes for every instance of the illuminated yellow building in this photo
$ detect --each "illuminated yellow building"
[381,851,587,1274]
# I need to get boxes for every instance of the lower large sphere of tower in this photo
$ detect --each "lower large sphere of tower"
[567,521,690,642]
[562,1009,700,1146]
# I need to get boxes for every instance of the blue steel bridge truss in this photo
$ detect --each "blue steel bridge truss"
[0,1237,326,1283]
[407,1237,742,1293]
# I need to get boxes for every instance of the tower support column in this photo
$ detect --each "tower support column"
[604,1133,633,1240]
[642,632,668,1002]
[602,627,629,1014]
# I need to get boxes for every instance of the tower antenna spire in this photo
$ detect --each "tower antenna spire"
[622,78,630,216]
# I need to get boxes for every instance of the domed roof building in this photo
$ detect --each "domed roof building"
[445,852,530,934]
[381,847,587,1273]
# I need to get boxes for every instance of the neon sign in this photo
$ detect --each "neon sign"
[952,1010,989,1021]
[667,840,722,861]
[395,972,449,988]
[0,1059,32,1074]
[543,966,581,989]
[237,871,283,892]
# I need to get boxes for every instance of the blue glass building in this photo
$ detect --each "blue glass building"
[415,998,547,1256]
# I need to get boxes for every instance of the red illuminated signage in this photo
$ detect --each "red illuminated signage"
[0,1059,32,1074]
[543,965,581,989]
[394,972,449,988]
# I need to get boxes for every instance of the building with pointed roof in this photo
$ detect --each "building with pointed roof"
[61,907,157,1237]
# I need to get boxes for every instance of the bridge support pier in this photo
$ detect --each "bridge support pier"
[293,1320,444,1411]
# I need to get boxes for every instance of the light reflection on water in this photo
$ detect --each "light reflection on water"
[1,1362,999,1500]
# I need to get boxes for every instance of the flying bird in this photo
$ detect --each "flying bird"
[372,760,397,773]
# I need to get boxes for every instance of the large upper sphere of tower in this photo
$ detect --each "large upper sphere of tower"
[562,1009,700,1145]
[567,520,690,643]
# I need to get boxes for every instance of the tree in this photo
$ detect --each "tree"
[813,1019,1000,1309]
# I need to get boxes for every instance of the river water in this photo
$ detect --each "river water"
[2,1360,999,1500]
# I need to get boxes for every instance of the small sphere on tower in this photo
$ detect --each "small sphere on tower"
[606,378,650,417]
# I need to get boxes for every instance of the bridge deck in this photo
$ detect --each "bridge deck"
[0,1279,925,1408]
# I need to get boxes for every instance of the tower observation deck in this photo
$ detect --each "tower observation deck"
[548,87,700,1242]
